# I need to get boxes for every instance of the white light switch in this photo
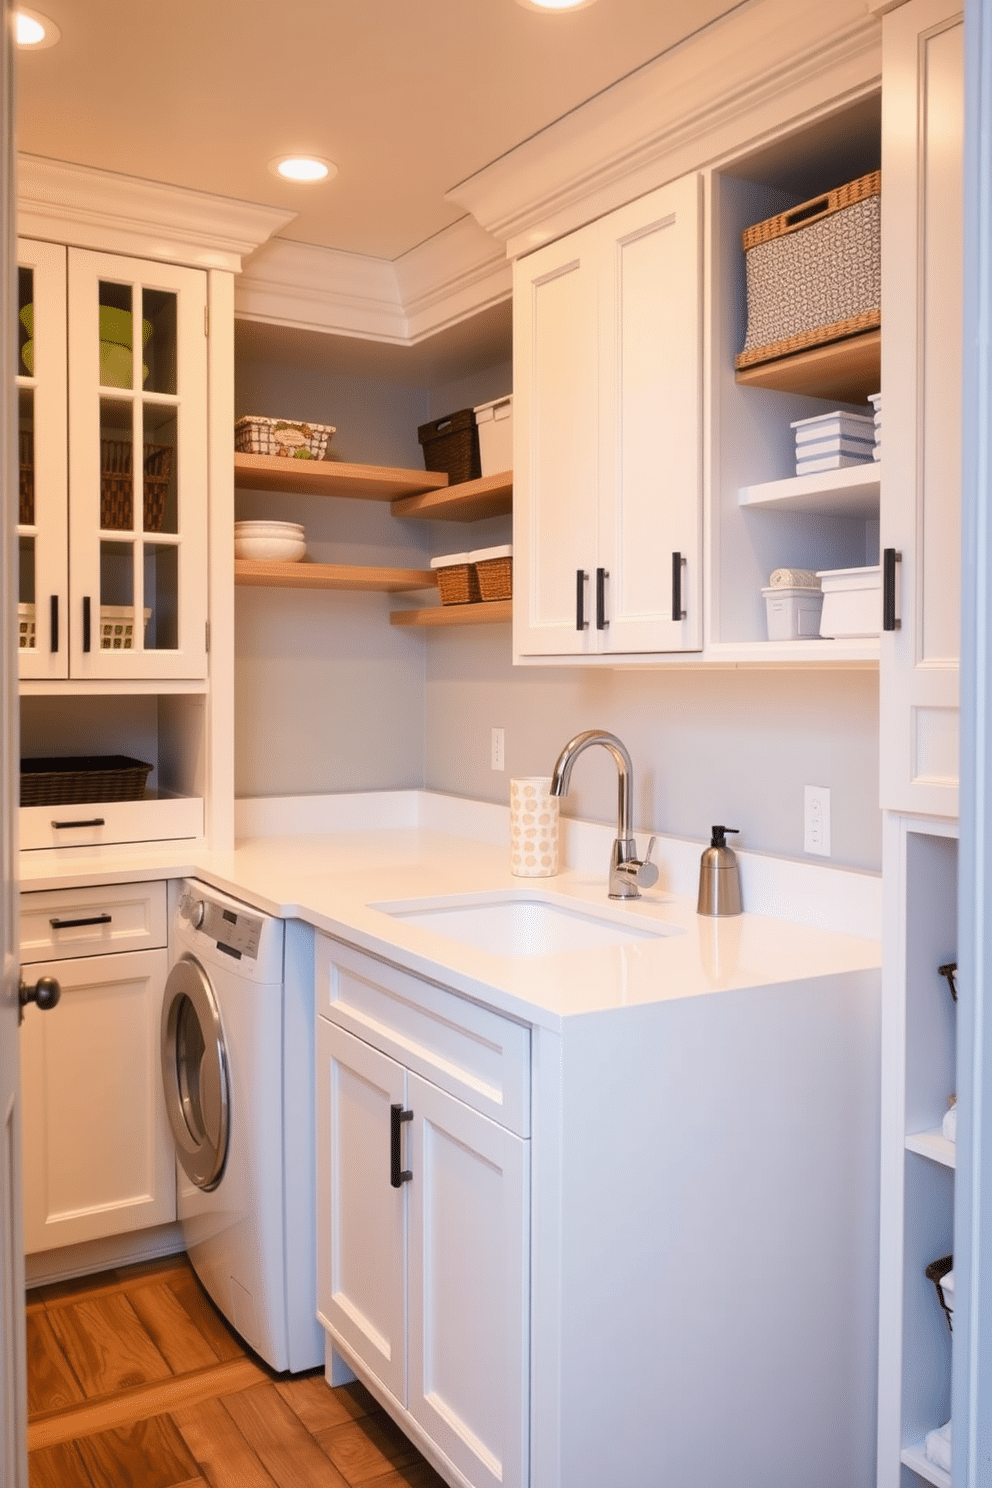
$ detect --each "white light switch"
[491,727,505,771]
[804,784,831,857]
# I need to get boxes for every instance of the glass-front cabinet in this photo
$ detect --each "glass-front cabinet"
[16,241,208,681]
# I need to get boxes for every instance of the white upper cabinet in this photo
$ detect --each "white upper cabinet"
[17,242,209,683]
[879,0,963,818]
[513,173,703,659]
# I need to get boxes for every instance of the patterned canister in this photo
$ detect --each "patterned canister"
[509,777,559,878]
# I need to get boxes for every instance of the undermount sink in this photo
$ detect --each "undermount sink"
[373,890,681,958]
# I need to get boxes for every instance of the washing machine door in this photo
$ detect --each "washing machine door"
[161,954,230,1191]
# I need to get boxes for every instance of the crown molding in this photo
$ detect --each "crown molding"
[235,215,511,345]
[17,155,295,272]
[446,0,881,258]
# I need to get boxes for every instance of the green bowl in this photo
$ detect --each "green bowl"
[100,340,149,388]
[99,307,153,348]
[20,304,33,337]
[21,339,33,375]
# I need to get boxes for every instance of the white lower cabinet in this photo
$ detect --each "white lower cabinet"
[18,881,175,1254]
[316,941,530,1488]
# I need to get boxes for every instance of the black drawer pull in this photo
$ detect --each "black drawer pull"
[50,818,106,830]
[49,914,112,930]
[883,548,902,631]
[50,594,59,653]
[82,595,91,653]
[575,569,589,631]
[672,552,687,621]
[596,567,608,630]
[390,1102,413,1188]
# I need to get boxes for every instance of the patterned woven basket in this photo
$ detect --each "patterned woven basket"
[234,415,335,460]
[101,441,173,532]
[736,171,881,371]
[19,429,33,525]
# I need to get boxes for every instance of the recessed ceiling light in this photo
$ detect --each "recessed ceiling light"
[269,156,336,183]
[15,8,60,47]
[515,0,597,10]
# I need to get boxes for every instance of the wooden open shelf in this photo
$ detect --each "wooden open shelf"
[390,600,512,628]
[392,471,513,523]
[234,452,449,502]
[734,329,880,403]
[235,561,436,592]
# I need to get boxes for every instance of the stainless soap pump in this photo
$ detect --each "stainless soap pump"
[697,825,742,917]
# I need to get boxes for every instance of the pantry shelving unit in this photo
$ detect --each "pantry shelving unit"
[233,451,449,502]
[234,561,435,592]
[391,470,512,523]
[390,599,512,628]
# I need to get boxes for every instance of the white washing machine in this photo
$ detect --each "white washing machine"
[160,878,323,1372]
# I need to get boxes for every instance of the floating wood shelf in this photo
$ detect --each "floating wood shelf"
[234,452,449,502]
[235,561,436,592]
[739,462,880,518]
[392,471,513,523]
[734,329,880,404]
[390,600,513,628]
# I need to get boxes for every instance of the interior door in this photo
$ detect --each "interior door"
[1,0,29,1477]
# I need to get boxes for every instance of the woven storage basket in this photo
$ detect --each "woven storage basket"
[435,563,481,606]
[17,604,150,650]
[736,171,881,372]
[19,429,33,525]
[18,603,35,649]
[234,415,335,460]
[100,441,173,532]
[471,548,512,601]
[418,409,481,484]
[20,755,153,808]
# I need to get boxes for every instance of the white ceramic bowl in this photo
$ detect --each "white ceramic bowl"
[235,519,304,537]
[234,534,306,562]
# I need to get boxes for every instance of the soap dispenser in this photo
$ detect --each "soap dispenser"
[697,825,742,917]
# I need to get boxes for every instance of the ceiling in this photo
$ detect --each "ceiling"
[16,0,748,263]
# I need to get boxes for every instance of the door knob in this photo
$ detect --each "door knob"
[19,974,61,1022]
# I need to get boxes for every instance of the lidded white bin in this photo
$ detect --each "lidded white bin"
[816,565,881,637]
[474,395,513,477]
[762,586,824,641]
[509,777,559,878]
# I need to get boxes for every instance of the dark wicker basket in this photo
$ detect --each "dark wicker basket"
[20,755,153,808]
[101,441,173,533]
[418,409,481,484]
[19,429,33,526]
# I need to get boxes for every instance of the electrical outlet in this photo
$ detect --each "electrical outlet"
[804,784,831,857]
[491,727,505,772]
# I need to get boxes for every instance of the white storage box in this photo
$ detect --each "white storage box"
[792,410,875,446]
[816,565,881,637]
[762,585,824,641]
[474,395,513,477]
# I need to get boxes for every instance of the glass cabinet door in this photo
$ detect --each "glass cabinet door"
[67,250,208,680]
[16,240,68,681]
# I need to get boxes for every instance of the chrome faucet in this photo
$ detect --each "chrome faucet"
[549,729,658,900]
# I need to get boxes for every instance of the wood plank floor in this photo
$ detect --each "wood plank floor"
[26,1254,446,1488]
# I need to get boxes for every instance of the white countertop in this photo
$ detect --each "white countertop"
[18,792,881,1032]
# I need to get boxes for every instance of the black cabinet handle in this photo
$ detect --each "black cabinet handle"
[596,568,608,630]
[50,594,58,653]
[883,548,901,631]
[672,552,687,621]
[390,1102,413,1188]
[82,595,91,653]
[49,914,112,930]
[19,975,60,1016]
[50,817,106,830]
[575,570,589,631]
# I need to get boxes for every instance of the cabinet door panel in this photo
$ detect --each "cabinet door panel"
[513,227,601,657]
[67,249,208,680]
[407,1073,529,1488]
[600,175,703,653]
[16,239,68,681]
[880,4,963,815]
[317,1020,407,1405]
[20,947,173,1253]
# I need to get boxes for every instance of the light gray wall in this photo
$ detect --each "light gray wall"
[424,627,882,871]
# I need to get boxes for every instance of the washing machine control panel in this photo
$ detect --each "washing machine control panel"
[179,888,263,960]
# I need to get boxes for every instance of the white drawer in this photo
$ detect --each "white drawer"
[316,935,530,1137]
[20,881,168,962]
[20,795,203,851]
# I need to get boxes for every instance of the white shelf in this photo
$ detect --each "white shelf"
[739,462,880,517]
[901,1442,951,1487]
[905,1128,956,1168]
[703,638,879,667]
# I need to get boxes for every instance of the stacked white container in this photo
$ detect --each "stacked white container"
[869,392,882,461]
[791,409,875,474]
